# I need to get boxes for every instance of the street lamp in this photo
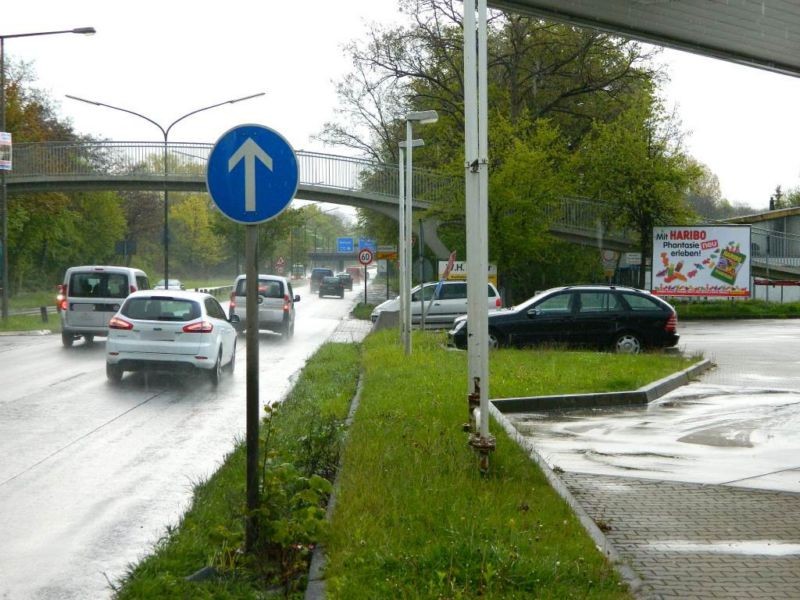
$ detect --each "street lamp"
[66,92,265,286]
[402,110,438,355]
[0,26,95,321]
[398,138,423,352]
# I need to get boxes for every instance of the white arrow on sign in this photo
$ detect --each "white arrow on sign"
[228,138,273,212]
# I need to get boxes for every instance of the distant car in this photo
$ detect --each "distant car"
[371,281,502,328]
[346,266,362,284]
[319,276,345,298]
[448,285,679,354]
[105,290,238,385]
[310,268,334,293]
[154,278,185,290]
[229,274,299,339]
[336,272,353,291]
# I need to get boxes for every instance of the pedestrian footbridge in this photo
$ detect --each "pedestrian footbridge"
[6,141,800,278]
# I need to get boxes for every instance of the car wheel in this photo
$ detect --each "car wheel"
[208,350,222,386]
[61,332,74,348]
[614,332,642,354]
[106,363,123,384]
[224,340,236,373]
[488,328,505,349]
[339,291,344,298]
[84,334,94,345]
[319,292,323,298]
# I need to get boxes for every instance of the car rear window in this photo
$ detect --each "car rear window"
[123,297,201,321]
[622,292,665,311]
[322,276,339,284]
[69,272,130,299]
[577,291,623,313]
[235,278,284,298]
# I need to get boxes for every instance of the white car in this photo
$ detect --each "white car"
[229,274,299,339]
[106,290,238,385]
[371,281,502,328]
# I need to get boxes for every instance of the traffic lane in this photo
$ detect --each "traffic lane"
[0,288,359,599]
[507,319,800,494]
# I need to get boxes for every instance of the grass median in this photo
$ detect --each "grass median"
[115,328,695,598]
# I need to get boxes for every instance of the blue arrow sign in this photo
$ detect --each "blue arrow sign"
[206,124,299,224]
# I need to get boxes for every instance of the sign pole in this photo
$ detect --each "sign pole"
[245,224,259,551]
[364,264,368,304]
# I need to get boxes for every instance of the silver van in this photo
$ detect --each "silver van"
[229,274,299,339]
[57,265,150,347]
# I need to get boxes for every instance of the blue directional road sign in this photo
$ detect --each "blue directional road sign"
[337,237,354,253]
[358,238,376,252]
[206,124,299,224]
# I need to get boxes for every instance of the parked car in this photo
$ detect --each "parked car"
[154,278,185,290]
[371,280,502,328]
[310,267,334,293]
[448,285,679,353]
[319,276,345,298]
[229,274,299,339]
[336,272,354,291]
[57,265,150,347]
[105,290,238,385]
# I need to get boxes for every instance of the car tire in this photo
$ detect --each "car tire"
[614,332,642,354]
[84,334,94,345]
[488,328,505,349]
[61,332,74,348]
[224,341,236,373]
[208,350,222,386]
[339,291,344,298]
[319,292,323,298]
[106,363,123,384]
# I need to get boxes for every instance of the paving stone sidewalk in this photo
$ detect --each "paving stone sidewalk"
[560,472,800,599]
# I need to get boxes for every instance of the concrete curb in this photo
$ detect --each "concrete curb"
[0,329,53,336]
[305,375,364,600]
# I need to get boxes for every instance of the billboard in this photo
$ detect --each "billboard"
[652,225,751,298]
[437,260,497,287]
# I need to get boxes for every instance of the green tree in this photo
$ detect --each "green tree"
[578,92,699,287]
[169,194,228,274]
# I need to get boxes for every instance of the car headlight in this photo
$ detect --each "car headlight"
[451,318,466,334]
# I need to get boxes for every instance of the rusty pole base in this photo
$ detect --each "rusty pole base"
[468,433,496,475]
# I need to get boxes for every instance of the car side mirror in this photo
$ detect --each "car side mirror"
[526,307,540,318]
[229,314,241,324]
[294,294,300,302]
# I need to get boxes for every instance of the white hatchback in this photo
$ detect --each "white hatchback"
[106,290,238,385]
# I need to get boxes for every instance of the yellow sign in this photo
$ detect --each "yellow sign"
[376,251,398,260]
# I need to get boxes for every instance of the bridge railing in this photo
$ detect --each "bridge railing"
[10,141,460,205]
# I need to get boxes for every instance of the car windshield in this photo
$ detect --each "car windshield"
[123,297,201,321]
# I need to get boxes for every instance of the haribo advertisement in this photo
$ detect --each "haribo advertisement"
[651,225,751,298]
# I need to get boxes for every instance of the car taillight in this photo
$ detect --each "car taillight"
[495,297,502,308]
[665,312,677,332]
[183,320,214,333]
[56,284,67,311]
[109,316,134,330]
[230,292,236,310]
[283,294,290,311]
[129,285,137,294]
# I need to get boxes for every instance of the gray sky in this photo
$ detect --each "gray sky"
[4,0,799,212]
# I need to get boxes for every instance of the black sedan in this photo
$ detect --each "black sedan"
[448,285,679,354]
[336,272,354,291]
[318,276,345,298]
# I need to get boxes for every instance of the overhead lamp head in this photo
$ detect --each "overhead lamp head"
[72,27,96,35]
[406,110,438,125]
[399,139,424,149]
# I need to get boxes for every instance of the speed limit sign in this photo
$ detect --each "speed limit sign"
[358,248,374,265]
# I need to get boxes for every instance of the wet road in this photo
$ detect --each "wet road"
[0,286,361,599]
[508,319,800,493]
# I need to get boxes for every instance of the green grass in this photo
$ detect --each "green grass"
[350,302,375,321]
[674,299,800,319]
[79,328,697,598]
[323,330,694,599]
[0,313,57,332]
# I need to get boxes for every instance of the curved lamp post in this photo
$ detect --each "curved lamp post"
[0,26,96,321]
[65,92,265,285]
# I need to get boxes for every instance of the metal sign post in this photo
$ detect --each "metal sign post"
[207,123,298,551]
[358,248,374,305]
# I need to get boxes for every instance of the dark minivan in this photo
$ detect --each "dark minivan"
[448,285,679,353]
[310,267,334,293]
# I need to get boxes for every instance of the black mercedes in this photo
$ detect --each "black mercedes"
[448,285,679,354]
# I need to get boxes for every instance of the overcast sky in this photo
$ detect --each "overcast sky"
[5,0,800,212]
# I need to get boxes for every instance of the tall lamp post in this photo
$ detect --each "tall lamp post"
[398,138,423,353]
[403,110,438,355]
[66,92,265,286]
[0,26,95,321]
